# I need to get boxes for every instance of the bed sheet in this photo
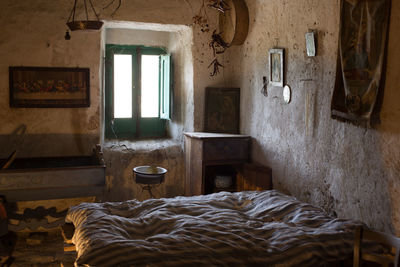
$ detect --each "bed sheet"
[66,190,361,266]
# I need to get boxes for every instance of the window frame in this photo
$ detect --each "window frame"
[105,44,169,139]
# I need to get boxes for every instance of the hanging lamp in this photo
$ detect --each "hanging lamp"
[66,0,104,31]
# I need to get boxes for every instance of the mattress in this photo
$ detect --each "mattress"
[66,190,361,266]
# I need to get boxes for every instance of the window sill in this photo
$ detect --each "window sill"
[103,138,182,153]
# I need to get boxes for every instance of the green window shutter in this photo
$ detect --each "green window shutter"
[160,54,172,120]
[105,44,137,139]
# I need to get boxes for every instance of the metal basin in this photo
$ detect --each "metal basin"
[133,166,167,184]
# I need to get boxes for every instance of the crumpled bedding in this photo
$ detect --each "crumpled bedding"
[66,190,361,266]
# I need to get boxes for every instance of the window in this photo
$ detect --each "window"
[105,45,172,139]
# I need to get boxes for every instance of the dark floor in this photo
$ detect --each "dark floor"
[4,229,76,267]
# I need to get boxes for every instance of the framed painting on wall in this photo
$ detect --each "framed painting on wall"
[268,48,284,87]
[9,66,90,108]
[331,0,391,127]
[204,87,240,134]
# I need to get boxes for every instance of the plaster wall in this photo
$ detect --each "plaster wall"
[0,0,221,158]
[0,0,223,220]
[103,140,184,201]
[222,0,400,234]
[0,0,101,157]
[105,28,170,48]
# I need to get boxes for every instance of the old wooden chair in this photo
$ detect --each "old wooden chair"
[353,226,400,267]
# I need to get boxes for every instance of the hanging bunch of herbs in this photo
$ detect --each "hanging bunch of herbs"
[208,0,230,13]
[208,30,230,76]
[192,0,230,76]
[192,0,210,32]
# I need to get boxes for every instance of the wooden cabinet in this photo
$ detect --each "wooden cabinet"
[236,163,272,191]
[184,132,272,195]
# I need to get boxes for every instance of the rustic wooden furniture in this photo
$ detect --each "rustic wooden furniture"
[184,132,272,195]
[236,163,272,191]
[0,158,105,202]
[353,226,400,267]
[0,145,105,231]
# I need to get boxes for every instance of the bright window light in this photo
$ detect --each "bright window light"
[141,55,159,118]
[114,54,132,118]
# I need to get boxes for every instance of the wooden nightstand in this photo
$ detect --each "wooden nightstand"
[184,132,272,195]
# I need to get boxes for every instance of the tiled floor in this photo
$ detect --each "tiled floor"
[6,229,76,267]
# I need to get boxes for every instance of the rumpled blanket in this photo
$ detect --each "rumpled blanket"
[66,190,361,266]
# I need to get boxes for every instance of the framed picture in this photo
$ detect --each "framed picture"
[204,87,240,134]
[268,48,284,87]
[331,0,391,127]
[9,66,90,108]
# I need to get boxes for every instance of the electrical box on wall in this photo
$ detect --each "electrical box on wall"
[305,30,317,57]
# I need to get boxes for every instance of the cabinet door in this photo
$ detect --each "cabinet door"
[236,163,272,191]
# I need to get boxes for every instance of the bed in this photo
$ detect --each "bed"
[65,190,361,266]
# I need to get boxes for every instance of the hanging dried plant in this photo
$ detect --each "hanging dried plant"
[208,0,230,13]
[103,0,122,17]
[192,0,210,33]
[208,58,224,77]
[191,0,231,76]
[209,30,230,56]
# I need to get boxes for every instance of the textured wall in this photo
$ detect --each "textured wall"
[103,140,184,201]
[222,0,400,234]
[0,0,102,156]
[0,1,101,136]
[0,0,221,156]
[0,0,221,206]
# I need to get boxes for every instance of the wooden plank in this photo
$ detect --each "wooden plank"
[191,139,204,195]
[237,163,272,191]
[184,136,192,196]
[1,186,104,202]
[0,168,105,190]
